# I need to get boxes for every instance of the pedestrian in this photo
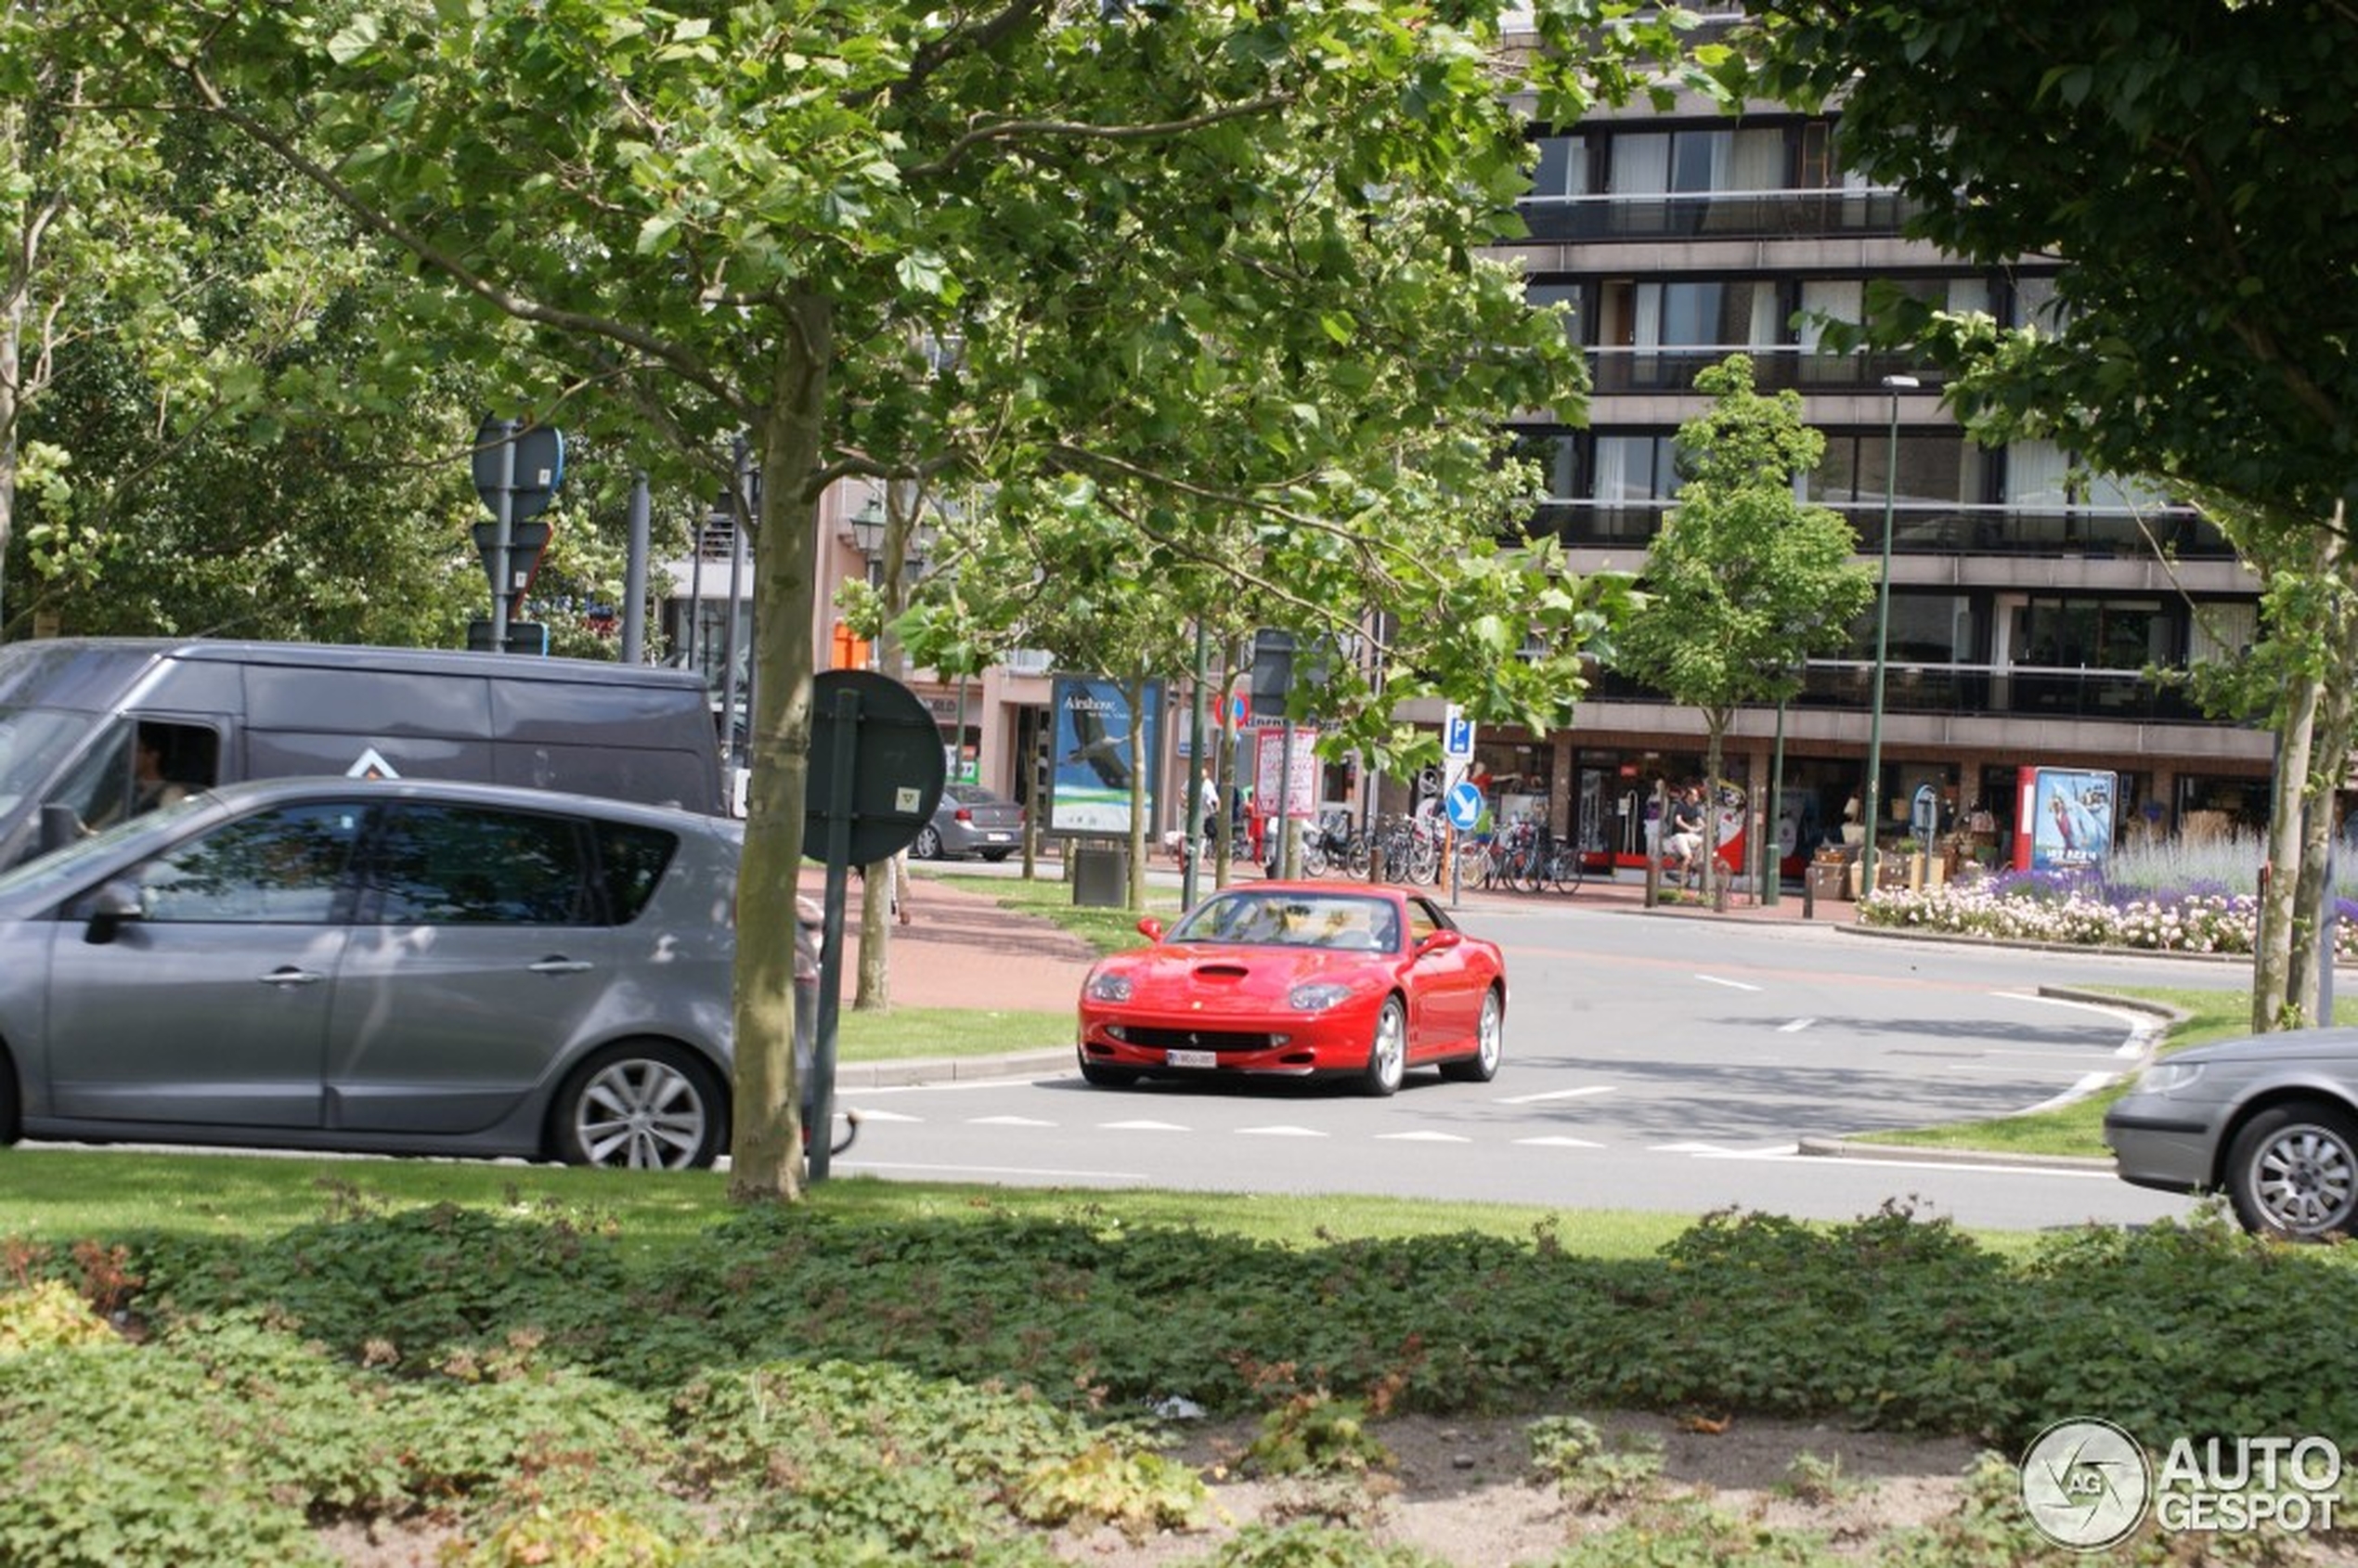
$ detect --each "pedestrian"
[793,894,823,1105]
[1664,784,1706,885]
[1197,765,1221,847]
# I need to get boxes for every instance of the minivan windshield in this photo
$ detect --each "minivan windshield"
[0,787,214,907]
[0,706,100,822]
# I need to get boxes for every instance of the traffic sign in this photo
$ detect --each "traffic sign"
[1445,779,1484,831]
[1443,707,1475,760]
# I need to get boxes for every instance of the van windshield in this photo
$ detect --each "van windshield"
[0,706,100,821]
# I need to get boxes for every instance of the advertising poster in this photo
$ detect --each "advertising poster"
[2016,766,2118,872]
[1251,722,1322,820]
[1048,674,1162,836]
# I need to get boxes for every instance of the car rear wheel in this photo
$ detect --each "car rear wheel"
[913,825,944,860]
[1441,987,1504,1083]
[1361,996,1407,1096]
[2224,1102,2358,1241]
[982,849,1012,862]
[1079,1056,1139,1088]
[552,1043,727,1170]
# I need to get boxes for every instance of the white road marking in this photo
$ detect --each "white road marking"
[1100,1120,1190,1132]
[1696,1148,2118,1180]
[848,1108,925,1123]
[1690,1142,1805,1159]
[1514,1135,1606,1148]
[2018,1071,2120,1115]
[1497,1085,1616,1105]
[1694,974,1762,991]
[1777,1018,1815,1033]
[1236,1125,1328,1138]
[968,1115,1056,1127]
[1377,1131,1471,1144]
[850,1160,1152,1181]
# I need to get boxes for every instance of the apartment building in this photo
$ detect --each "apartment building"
[1479,65,2272,875]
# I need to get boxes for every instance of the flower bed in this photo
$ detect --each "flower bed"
[1859,871,2358,959]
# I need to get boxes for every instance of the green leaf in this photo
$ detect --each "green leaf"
[326,15,380,64]
[634,214,678,257]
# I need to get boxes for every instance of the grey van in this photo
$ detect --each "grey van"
[0,639,725,867]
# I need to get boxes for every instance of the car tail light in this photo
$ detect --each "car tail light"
[955,807,974,823]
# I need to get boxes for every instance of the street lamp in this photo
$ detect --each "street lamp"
[1859,373,1919,898]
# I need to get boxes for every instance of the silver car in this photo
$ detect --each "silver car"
[2104,1029,2358,1240]
[913,783,1024,862]
[0,777,741,1170]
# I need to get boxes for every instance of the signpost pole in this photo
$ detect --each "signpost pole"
[809,684,862,1182]
[490,419,518,650]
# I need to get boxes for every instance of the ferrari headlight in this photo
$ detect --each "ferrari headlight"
[1289,982,1354,1011]
[2138,1060,2205,1095]
[1084,971,1134,1004]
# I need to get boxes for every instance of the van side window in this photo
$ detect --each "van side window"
[593,823,680,924]
[59,720,222,833]
[365,804,593,927]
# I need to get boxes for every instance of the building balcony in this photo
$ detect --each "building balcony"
[1586,663,2221,725]
[1588,343,1931,396]
[1519,187,1920,244]
[1531,501,2234,561]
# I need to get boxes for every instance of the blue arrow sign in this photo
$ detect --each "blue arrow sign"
[1445,780,1485,831]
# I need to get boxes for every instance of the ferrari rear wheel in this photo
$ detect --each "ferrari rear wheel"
[1361,996,1407,1096]
[1441,987,1504,1083]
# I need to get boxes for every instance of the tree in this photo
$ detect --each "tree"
[1613,356,1874,909]
[114,0,1700,1199]
[1739,0,2358,1026]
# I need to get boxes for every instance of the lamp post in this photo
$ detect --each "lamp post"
[1859,373,1919,898]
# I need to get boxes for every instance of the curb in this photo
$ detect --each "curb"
[1794,1135,2116,1173]
[832,1047,1071,1090]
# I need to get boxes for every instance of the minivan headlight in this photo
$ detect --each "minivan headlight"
[2139,1060,2205,1095]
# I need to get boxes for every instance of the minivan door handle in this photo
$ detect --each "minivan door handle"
[528,956,594,975]
[258,966,325,988]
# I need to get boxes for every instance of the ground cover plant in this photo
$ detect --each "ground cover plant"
[4,1179,2354,1565]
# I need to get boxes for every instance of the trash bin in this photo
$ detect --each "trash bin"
[1807,862,1848,906]
[1072,843,1130,907]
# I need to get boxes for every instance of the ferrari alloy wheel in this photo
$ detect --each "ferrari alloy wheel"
[1362,996,1407,1097]
[1442,987,1503,1083]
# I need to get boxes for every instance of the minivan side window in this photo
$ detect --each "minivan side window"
[137,803,365,925]
[366,804,593,927]
[593,822,680,924]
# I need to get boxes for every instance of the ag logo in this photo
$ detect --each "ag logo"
[2021,1418,2149,1549]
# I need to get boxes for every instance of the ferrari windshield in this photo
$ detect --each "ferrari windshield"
[1167,890,1400,952]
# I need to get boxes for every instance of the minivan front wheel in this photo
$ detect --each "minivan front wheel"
[2225,1102,2358,1241]
[553,1043,727,1170]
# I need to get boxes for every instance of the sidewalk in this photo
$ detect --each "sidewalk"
[807,859,1859,1016]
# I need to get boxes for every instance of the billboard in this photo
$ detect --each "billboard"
[2015,766,2118,872]
[1047,674,1163,836]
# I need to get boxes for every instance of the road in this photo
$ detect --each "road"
[835,898,2237,1232]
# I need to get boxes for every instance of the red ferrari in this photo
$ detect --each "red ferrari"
[1075,882,1506,1095]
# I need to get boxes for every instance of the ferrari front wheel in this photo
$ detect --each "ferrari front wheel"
[1361,996,1407,1097]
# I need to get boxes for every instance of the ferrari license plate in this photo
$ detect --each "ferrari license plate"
[1165,1048,1217,1069]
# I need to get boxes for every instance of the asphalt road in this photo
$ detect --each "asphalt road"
[833,901,2233,1232]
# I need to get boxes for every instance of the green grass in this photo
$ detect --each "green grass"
[1851,987,2354,1158]
[0,1152,1696,1258]
[836,1004,1069,1061]
[929,867,1185,955]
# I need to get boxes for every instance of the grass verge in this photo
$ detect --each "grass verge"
[1849,988,2354,1158]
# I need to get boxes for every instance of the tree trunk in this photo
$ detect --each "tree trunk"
[727,294,830,1204]
[855,482,921,1011]
[2253,518,2342,1031]
[1703,712,1730,912]
[2287,503,2358,1025]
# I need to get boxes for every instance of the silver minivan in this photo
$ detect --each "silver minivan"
[0,777,741,1169]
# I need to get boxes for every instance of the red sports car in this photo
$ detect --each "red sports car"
[1075,882,1506,1095]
